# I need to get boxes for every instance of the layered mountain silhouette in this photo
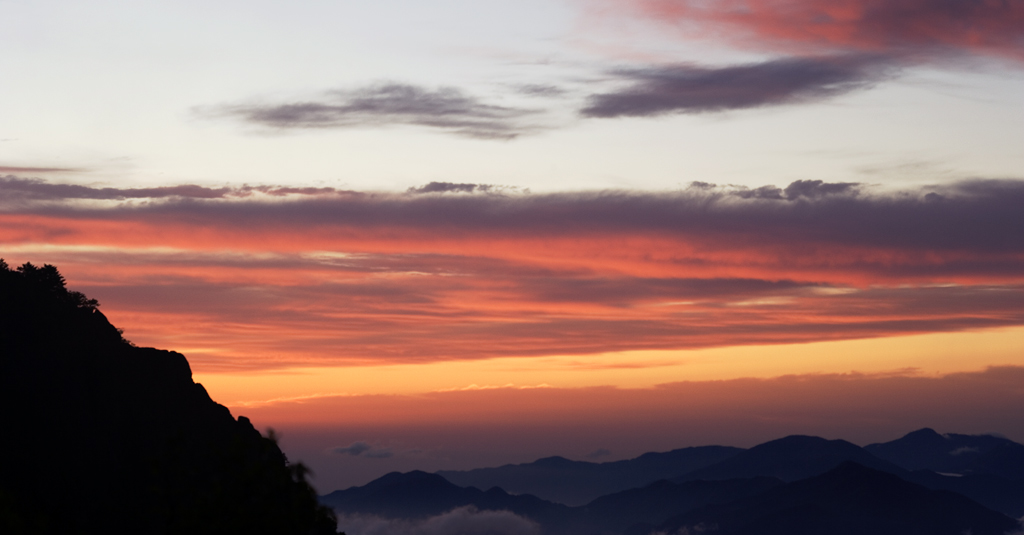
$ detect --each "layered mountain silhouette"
[323,471,786,535]
[326,461,1021,535]
[675,435,905,483]
[0,261,339,535]
[672,431,1024,518]
[438,446,741,505]
[653,462,1020,535]
[575,476,783,534]
[320,470,573,522]
[867,427,1024,478]
[321,471,578,532]
[871,428,1024,518]
[322,429,1024,534]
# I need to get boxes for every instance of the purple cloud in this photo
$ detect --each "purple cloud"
[581,55,895,117]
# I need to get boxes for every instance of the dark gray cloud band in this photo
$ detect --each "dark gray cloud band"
[0,175,341,202]
[138,179,1024,255]
[9,177,1024,258]
[209,83,539,139]
[581,55,895,117]
[0,166,83,174]
[7,178,1024,281]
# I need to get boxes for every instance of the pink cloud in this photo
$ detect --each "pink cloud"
[624,0,1024,58]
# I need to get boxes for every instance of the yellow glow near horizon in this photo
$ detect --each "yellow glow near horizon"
[195,326,1024,408]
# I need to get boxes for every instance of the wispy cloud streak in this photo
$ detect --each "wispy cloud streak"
[0,175,342,202]
[0,166,83,174]
[206,83,540,139]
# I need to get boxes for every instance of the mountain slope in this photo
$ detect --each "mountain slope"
[904,469,1024,518]
[321,470,575,530]
[438,445,742,505]
[577,476,783,534]
[867,428,1024,478]
[0,261,339,535]
[655,462,1020,535]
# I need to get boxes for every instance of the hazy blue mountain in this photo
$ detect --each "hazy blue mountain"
[321,470,579,532]
[323,471,784,535]
[437,445,742,505]
[867,428,1024,479]
[652,462,1020,535]
[574,476,783,534]
[322,432,1024,535]
[677,435,904,483]
[903,469,1024,518]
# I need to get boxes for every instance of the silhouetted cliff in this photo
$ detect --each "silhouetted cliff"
[0,261,339,535]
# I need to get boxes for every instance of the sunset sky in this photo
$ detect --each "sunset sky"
[2,0,1023,491]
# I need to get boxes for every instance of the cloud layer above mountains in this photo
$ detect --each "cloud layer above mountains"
[1,177,1021,370]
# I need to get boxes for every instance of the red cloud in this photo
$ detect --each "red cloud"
[628,0,1024,58]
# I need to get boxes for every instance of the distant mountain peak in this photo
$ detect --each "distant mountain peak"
[437,445,743,506]
[764,434,853,445]
[534,456,576,466]
[369,470,444,485]
[904,427,947,440]
[679,434,903,483]
[656,461,1019,535]
[865,428,1024,480]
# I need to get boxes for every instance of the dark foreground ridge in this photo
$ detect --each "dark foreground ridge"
[0,261,340,535]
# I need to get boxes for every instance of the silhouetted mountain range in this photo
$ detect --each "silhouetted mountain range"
[867,427,1024,479]
[868,428,1024,516]
[321,471,577,532]
[0,261,339,535]
[323,428,1024,534]
[577,476,784,535]
[676,435,906,483]
[654,462,1019,535]
[324,471,787,535]
[438,446,742,505]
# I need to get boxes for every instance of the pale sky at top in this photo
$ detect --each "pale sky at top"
[2,0,1022,193]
